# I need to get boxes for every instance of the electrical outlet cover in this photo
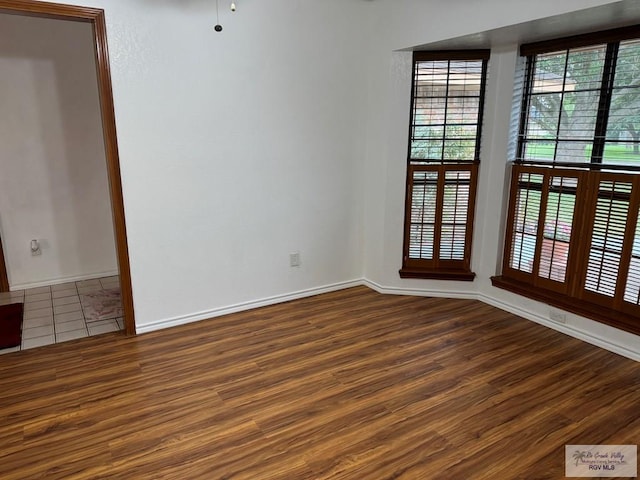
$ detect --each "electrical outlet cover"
[549,310,567,323]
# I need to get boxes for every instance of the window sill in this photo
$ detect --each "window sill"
[399,268,476,281]
[491,275,640,336]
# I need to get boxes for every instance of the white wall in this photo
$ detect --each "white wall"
[34,0,371,330]
[0,14,118,289]
[361,0,640,359]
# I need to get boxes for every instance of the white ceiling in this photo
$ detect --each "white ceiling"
[409,0,640,51]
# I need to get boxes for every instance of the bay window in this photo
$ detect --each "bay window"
[492,26,640,334]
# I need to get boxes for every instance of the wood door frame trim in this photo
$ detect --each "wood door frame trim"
[0,0,136,335]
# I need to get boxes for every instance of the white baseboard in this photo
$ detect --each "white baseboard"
[135,275,639,362]
[10,270,119,291]
[136,279,365,334]
[363,279,640,361]
[362,278,476,299]
[478,293,640,362]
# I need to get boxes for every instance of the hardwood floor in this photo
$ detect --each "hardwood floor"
[0,286,638,479]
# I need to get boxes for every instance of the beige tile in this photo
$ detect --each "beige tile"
[24,299,52,311]
[22,335,55,350]
[51,282,77,292]
[88,321,119,336]
[52,288,78,299]
[0,346,20,355]
[22,325,55,339]
[54,310,84,323]
[77,286,102,295]
[53,303,82,315]
[22,316,54,329]
[25,286,51,296]
[24,307,54,320]
[25,292,51,303]
[56,329,88,342]
[116,317,124,330]
[76,279,101,288]
[53,296,80,307]
[56,319,86,333]
[85,318,113,326]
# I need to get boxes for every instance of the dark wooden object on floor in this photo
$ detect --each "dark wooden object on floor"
[0,235,9,293]
[0,286,638,479]
[0,302,23,349]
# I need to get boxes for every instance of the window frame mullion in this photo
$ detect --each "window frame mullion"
[591,42,619,163]
[516,56,536,162]
[531,171,550,280]
[433,167,445,265]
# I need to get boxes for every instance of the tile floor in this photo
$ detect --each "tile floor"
[0,276,123,355]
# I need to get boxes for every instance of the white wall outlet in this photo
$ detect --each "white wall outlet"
[30,239,41,256]
[549,309,567,324]
[289,252,301,267]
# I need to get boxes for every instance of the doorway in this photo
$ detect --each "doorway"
[0,0,135,336]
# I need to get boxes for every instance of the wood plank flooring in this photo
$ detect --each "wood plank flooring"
[0,286,638,479]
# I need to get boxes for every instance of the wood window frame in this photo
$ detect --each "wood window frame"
[400,163,479,280]
[493,25,640,335]
[399,50,489,281]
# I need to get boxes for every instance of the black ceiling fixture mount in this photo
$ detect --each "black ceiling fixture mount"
[214,0,236,32]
